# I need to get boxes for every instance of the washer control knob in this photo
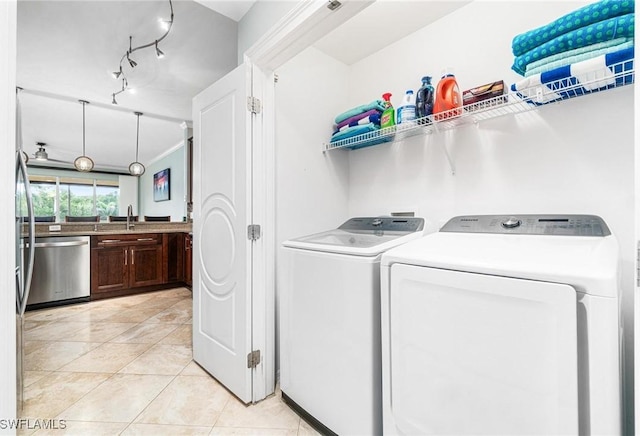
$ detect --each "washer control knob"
[371,219,383,227]
[502,216,521,229]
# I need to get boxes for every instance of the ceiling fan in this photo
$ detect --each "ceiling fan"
[28,142,72,165]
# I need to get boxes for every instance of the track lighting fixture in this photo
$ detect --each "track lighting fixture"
[129,112,146,176]
[74,100,94,172]
[111,0,174,102]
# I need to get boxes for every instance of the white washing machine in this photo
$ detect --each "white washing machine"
[381,215,621,436]
[280,217,425,436]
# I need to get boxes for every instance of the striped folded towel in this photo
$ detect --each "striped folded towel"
[333,113,382,135]
[512,12,635,76]
[511,46,634,105]
[512,0,635,56]
[334,100,386,125]
[525,37,632,76]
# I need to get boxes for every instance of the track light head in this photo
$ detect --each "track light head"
[112,94,117,105]
[127,55,137,68]
[112,70,122,79]
[155,41,165,59]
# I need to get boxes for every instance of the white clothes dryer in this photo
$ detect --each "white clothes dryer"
[280,217,425,436]
[381,215,620,436]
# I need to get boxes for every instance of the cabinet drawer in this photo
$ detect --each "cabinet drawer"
[92,233,161,248]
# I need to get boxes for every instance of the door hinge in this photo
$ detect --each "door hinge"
[247,350,261,368]
[247,224,261,241]
[247,96,261,114]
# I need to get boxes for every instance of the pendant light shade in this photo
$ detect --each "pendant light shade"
[74,100,94,172]
[129,111,145,176]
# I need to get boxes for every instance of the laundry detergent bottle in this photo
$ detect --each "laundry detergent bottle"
[433,70,462,121]
[416,76,435,122]
[381,92,395,129]
[397,90,417,125]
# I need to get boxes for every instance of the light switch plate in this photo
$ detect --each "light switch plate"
[48,225,61,232]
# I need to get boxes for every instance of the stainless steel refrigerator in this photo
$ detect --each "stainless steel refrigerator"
[15,89,35,414]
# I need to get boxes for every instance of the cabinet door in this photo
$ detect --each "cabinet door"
[184,234,192,286]
[129,245,164,288]
[91,246,128,293]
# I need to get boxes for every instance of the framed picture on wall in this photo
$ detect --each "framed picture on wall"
[153,168,170,202]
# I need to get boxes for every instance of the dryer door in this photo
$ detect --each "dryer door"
[386,264,578,435]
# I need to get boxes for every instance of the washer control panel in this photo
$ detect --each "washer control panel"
[440,215,610,236]
[338,217,424,233]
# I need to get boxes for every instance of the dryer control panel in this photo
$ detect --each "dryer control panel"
[338,217,424,233]
[440,215,611,236]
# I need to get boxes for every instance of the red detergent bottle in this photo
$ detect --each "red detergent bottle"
[433,70,462,121]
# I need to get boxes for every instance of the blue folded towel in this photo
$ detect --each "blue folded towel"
[512,12,635,75]
[511,46,634,105]
[330,123,380,143]
[334,100,386,124]
[512,0,635,56]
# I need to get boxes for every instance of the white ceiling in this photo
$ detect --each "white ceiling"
[314,0,471,65]
[17,0,239,171]
[193,0,256,21]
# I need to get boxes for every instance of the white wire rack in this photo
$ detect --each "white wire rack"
[324,60,635,153]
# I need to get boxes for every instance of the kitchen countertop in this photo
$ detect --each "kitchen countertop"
[31,222,192,237]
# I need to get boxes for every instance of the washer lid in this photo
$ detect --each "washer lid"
[283,217,425,256]
[382,217,619,298]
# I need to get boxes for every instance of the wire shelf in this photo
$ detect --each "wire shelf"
[324,60,634,153]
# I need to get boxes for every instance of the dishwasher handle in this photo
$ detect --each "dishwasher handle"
[28,240,89,249]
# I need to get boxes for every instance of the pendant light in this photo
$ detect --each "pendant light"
[129,111,145,176]
[74,100,94,172]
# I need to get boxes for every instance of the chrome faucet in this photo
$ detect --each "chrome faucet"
[127,204,134,231]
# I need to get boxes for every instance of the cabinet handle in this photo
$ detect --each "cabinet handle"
[137,238,154,242]
[101,239,121,244]
[124,248,127,266]
[131,249,134,265]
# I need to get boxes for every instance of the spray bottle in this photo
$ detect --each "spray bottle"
[381,93,395,129]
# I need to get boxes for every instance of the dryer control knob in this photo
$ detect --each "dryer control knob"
[371,219,383,227]
[502,217,521,229]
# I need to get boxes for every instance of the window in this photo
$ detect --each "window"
[29,175,119,222]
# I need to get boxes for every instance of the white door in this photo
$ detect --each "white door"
[384,264,579,435]
[193,63,254,403]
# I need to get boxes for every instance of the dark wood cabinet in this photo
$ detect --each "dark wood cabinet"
[91,232,192,299]
[91,234,163,296]
[184,233,192,287]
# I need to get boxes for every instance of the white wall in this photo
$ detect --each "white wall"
[275,0,635,431]
[138,145,186,222]
[237,0,296,65]
[0,0,17,428]
[344,1,635,431]
[118,175,139,216]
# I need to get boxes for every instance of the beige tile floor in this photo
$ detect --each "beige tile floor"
[21,287,320,436]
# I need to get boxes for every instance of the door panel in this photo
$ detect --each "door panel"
[130,245,163,288]
[193,64,252,403]
[91,247,128,293]
[387,264,579,435]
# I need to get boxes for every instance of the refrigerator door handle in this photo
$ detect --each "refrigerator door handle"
[16,151,35,317]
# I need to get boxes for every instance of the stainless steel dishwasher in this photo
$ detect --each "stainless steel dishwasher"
[26,235,91,308]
